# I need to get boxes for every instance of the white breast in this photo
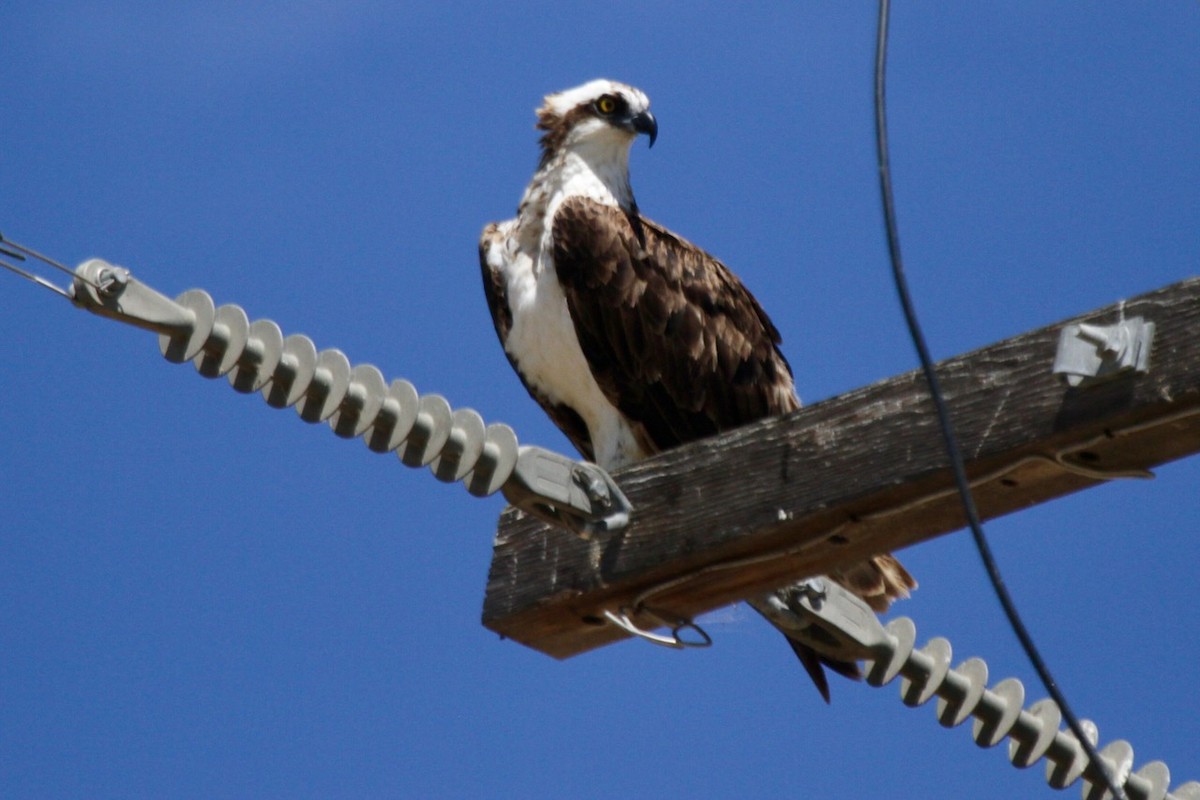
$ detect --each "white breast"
[485,217,645,470]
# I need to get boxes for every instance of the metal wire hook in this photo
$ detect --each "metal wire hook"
[602,607,712,649]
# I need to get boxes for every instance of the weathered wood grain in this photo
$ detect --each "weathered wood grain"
[483,278,1200,659]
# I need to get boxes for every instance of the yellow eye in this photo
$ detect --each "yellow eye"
[596,96,617,114]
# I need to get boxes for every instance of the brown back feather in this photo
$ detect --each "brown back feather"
[550,196,799,454]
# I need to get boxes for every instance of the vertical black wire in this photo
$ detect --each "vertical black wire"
[872,3,1126,799]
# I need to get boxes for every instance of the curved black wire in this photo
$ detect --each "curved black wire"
[871,3,1126,799]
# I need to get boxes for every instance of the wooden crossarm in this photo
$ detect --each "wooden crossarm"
[482,277,1200,659]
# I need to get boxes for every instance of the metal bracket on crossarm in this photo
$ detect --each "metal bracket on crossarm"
[48,254,631,536]
[1052,317,1154,388]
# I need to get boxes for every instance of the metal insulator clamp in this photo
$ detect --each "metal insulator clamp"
[767,579,1199,800]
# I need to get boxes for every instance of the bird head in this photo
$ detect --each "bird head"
[536,79,658,161]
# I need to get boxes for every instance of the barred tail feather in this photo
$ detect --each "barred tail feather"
[829,553,917,613]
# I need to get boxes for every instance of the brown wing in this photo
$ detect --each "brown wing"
[479,224,596,461]
[550,196,799,454]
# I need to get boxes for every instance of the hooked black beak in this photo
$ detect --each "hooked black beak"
[631,110,658,148]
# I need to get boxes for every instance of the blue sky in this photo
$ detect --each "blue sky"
[3,3,1199,798]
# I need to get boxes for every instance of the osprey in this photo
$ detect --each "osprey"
[480,79,915,700]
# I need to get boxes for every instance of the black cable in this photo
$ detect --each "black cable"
[871,3,1127,799]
